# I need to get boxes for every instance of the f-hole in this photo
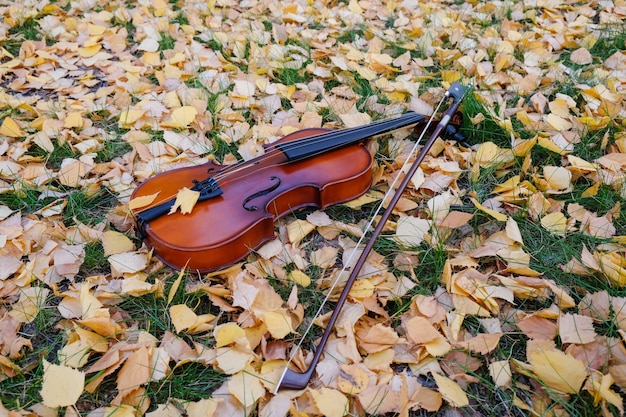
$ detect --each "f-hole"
[243,176,281,211]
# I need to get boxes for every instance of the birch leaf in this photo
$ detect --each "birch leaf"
[40,360,85,407]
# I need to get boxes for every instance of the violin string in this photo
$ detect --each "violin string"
[279,90,451,375]
[208,113,425,184]
[137,114,426,213]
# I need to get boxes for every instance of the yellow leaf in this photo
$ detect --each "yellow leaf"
[475,142,513,167]
[78,44,102,57]
[537,135,570,155]
[102,231,135,256]
[337,364,370,394]
[505,217,523,243]
[170,304,198,333]
[129,192,160,210]
[64,112,84,129]
[40,360,85,407]
[489,360,512,387]
[540,212,568,235]
[584,372,624,414]
[214,323,246,347]
[228,370,266,407]
[169,187,200,215]
[432,373,469,407]
[168,264,187,304]
[262,310,293,339]
[0,117,25,137]
[528,348,587,394]
[310,387,349,417]
[185,398,219,417]
[8,287,50,323]
[543,166,572,191]
[118,108,146,128]
[288,270,311,287]
[286,218,315,244]
[161,106,198,129]
[471,198,507,222]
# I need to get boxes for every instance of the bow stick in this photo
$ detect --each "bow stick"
[275,82,470,392]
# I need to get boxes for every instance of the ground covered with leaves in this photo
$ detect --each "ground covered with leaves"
[0,0,625,415]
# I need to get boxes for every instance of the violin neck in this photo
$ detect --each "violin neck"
[278,111,425,161]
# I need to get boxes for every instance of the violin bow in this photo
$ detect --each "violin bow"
[274,81,471,392]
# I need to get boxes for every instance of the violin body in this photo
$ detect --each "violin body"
[131,128,373,271]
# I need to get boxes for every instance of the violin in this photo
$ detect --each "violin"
[130,82,469,392]
[130,109,462,272]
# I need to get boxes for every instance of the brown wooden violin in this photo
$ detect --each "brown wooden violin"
[130,87,465,272]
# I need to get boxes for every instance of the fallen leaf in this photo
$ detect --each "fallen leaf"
[228,369,266,407]
[558,313,596,345]
[540,212,568,235]
[161,106,198,129]
[432,372,469,407]
[40,360,85,407]
[489,360,512,387]
[102,231,135,256]
[169,187,200,215]
[310,387,349,417]
[395,216,431,247]
[214,323,246,348]
[0,117,25,137]
[129,192,160,210]
[528,348,587,394]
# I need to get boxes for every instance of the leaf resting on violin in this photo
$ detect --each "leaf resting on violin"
[169,187,200,215]
[128,192,159,210]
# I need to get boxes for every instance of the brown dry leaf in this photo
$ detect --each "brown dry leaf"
[558,313,597,345]
[405,316,451,356]
[169,187,201,215]
[570,48,593,65]
[463,333,502,355]
[40,360,85,408]
[108,252,149,277]
[116,346,151,400]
